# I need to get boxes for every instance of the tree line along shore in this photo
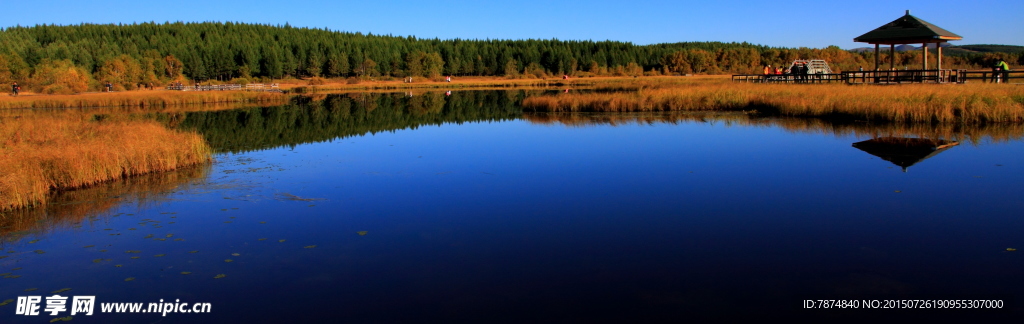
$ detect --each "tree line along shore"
[1,22,1021,95]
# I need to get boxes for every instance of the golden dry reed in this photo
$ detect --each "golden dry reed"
[0,90,286,110]
[0,116,212,211]
[522,80,1024,124]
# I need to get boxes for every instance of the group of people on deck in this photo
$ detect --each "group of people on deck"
[762,63,811,82]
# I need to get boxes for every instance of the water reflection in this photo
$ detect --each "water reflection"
[852,137,960,172]
[0,165,210,245]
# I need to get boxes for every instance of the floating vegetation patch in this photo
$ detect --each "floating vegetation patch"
[124,277,135,282]
[0,256,8,259]
[357,231,368,236]
[224,259,233,263]
[258,238,267,241]
[259,221,266,224]
[304,245,316,249]
[0,299,14,306]
[51,288,71,294]
[1008,248,1017,252]
[28,240,39,243]
[125,250,141,254]
[214,274,226,279]
[174,238,185,241]
[4,275,21,278]
[180,272,191,275]
[92,259,103,263]
[165,234,174,238]
[49,316,72,322]
[0,272,9,276]
[98,249,107,252]
[33,250,46,254]
[231,253,240,256]
[154,238,167,241]
[278,239,286,243]
[153,254,166,257]
[275,192,325,202]
[188,251,199,254]
[143,234,154,239]
[130,256,140,259]
[115,265,122,267]
[24,288,37,291]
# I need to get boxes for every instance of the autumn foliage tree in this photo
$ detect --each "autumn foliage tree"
[31,59,91,94]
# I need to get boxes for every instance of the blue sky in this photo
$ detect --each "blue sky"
[3,0,1021,49]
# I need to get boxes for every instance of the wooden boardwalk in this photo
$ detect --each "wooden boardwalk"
[733,70,1024,84]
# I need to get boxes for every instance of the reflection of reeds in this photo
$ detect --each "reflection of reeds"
[0,91,286,109]
[523,112,1024,145]
[521,81,1024,124]
[0,164,210,245]
[1,116,212,210]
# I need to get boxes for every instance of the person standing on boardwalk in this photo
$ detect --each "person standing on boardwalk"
[11,82,19,96]
[800,63,809,83]
[993,59,1011,83]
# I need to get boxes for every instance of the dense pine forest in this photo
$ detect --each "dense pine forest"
[0,22,1021,93]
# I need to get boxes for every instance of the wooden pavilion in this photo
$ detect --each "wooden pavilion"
[854,10,962,72]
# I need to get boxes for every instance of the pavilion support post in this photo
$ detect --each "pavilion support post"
[922,43,928,70]
[890,44,895,70]
[874,44,880,70]
[937,45,942,70]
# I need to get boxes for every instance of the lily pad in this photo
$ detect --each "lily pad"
[214,274,226,279]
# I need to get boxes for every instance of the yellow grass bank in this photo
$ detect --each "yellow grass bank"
[0,116,212,211]
[0,90,287,109]
[522,79,1024,124]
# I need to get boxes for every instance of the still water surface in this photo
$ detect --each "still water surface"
[1,92,1023,322]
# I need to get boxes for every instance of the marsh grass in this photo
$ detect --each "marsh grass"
[521,80,1024,124]
[0,115,212,211]
[0,90,286,109]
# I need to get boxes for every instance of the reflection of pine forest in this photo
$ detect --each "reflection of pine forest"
[173,91,525,153]
[1,22,1021,93]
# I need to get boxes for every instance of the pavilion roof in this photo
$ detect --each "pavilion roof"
[854,11,962,44]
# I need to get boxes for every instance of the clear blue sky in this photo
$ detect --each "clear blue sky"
[3,0,1021,49]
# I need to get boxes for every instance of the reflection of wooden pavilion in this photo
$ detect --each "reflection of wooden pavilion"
[852,137,959,172]
[854,10,962,72]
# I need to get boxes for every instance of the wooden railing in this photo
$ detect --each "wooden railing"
[957,70,1024,84]
[731,69,1022,84]
[165,83,281,91]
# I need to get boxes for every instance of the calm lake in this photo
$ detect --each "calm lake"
[2,91,1023,322]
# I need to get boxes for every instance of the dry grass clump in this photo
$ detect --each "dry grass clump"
[521,81,1024,124]
[0,116,212,210]
[0,90,286,109]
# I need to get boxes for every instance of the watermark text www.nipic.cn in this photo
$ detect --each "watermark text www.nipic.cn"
[15,295,212,317]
